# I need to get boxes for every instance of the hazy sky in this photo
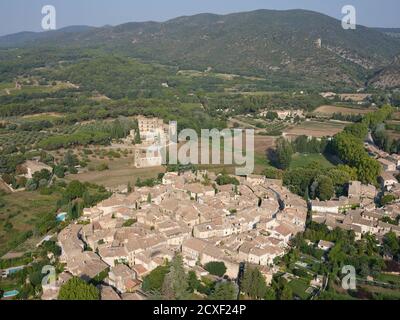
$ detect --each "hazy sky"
[1,0,400,36]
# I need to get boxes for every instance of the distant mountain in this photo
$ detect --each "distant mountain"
[0,25,96,47]
[368,55,400,89]
[1,10,400,89]
[374,28,400,39]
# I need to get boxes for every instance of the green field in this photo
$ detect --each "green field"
[375,273,400,286]
[288,279,312,300]
[22,113,65,122]
[0,191,60,256]
[290,153,334,169]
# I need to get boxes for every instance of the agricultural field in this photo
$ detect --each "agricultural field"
[65,155,165,189]
[229,117,289,136]
[0,131,50,151]
[282,120,347,140]
[21,113,65,122]
[337,93,371,102]
[0,191,60,256]
[313,105,376,117]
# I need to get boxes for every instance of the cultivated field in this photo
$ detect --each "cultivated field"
[313,105,376,116]
[65,155,165,189]
[338,93,371,102]
[283,120,347,139]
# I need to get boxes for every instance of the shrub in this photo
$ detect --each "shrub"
[58,277,100,300]
[204,261,227,277]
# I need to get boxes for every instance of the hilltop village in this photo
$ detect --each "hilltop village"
[44,163,400,300]
[52,171,307,299]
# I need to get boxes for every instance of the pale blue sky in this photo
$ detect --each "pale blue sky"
[0,0,399,36]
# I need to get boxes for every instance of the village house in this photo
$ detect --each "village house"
[348,181,377,199]
[107,264,139,294]
[98,246,129,267]
[379,172,398,191]
[99,285,121,300]
[246,174,266,186]
[378,158,397,172]
[239,242,285,266]
[311,198,358,214]
[388,154,400,168]
[184,183,216,200]
[317,240,335,251]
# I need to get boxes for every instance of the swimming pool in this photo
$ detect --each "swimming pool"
[7,266,24,274]
[3,290,19,298]
[56,212,67,222]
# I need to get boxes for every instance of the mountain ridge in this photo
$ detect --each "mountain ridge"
[1,9,400,90]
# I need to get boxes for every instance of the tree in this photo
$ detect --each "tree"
[216,172,239,186]
[122,219,137,227]
[209,281,238,300]
[25,178,38,191]
[241,265,268,299]
[327,165,356,187]
[264,286,276,300]
[315,175,334,201]
[382,232,400,257]
[262,167,283,179]
[265,111,278,121]
[204,261,227,277]
[380,194,397,206]
[65,180,86,200]
[161,254,189,300]
[344,123,368,140]
[187,271,200,293]
[274,138,294,170]
[53,165,66,178]
[63,150,79,167]
[142,265,170,293]
[67,201,81,220]
[280,285,293,300]
[356,156,381,185]
[58,277,100,300]
[332,131,381,184]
